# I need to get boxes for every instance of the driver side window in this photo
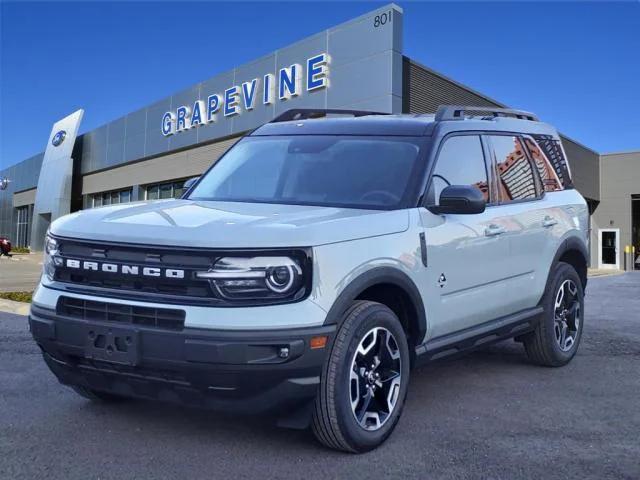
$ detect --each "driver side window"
[427,135,489,206]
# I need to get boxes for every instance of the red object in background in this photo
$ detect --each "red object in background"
[0,237,12,256]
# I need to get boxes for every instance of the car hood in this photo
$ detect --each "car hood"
[50,200,409,248]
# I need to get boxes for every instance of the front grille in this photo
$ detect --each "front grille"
[57,296,185,331]
[52,238,216,302]
[49,236,311,306]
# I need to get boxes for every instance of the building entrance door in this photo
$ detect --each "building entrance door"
[599,229,620,270]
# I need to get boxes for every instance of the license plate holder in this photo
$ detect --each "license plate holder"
[84,325,139,366]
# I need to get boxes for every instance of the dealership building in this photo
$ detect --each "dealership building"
[0,4,638,270]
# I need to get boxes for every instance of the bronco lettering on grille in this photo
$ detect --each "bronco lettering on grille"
[65,259,184,279]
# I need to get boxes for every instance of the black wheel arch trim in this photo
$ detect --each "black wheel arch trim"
[322,267,427,347]
[548,236,589,292]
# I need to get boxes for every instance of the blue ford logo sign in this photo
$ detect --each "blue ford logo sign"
[52,130,67,147]
[0,177,9,191]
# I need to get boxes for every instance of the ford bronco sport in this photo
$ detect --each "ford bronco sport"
[30,106,589,452]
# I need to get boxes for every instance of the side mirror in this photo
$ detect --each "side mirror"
[429,185,486,215]
[181,176,200,196]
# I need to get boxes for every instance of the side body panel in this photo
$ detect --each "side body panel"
[418,207,513,339]
[486,190,588,312]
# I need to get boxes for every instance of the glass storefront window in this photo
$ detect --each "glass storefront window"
[90,188,133,208]
[145,179,187,200]
[159,183,173,199]
[147,186,159,200]
[15,205,31,248]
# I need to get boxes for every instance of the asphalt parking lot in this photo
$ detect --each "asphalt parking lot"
[1,272,638,480]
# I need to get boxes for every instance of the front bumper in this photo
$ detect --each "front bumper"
[29,303,335,417]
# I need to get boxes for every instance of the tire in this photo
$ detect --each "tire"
[312,300,410,453]
[70,385,128,403]
[524,262,584,367]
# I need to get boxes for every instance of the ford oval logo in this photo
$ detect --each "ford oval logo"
[52,130,67,147]
[0,177,9,191]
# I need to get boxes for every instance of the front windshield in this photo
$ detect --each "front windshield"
[187,135,425,209]
[189,135,423,209]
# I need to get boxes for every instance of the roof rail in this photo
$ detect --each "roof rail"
[270,108,388,123]
[435,105,539,122]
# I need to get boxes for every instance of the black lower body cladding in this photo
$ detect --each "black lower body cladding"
[29,303,335,418]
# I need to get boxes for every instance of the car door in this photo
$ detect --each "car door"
[420,134,515,340]
[486,134,550,312]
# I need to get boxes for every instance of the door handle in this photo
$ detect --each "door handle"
[542,216,558,228]
[484,224,506,237]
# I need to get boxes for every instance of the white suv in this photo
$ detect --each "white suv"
[30,106,589,452]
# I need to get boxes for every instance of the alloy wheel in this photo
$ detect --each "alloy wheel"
[554,279,581,352]
[349,327,402,431]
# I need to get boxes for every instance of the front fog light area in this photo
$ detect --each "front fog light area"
[196,256,306,301]
[43,234,60,281]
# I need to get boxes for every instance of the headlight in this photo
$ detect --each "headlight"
[196,256,307,302]
[43,233,61,281]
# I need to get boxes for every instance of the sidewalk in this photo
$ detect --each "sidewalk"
[0,298,30,315]
[588,268,625,277]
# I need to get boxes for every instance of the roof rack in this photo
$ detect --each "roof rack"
[435,105,539,122]
[270,108,388,123]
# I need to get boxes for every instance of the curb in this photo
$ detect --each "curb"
[0,299,30,316]
[587,270,625,278]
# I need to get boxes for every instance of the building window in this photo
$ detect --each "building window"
[90,188,133,208]
[145,180,186,200]
[15,205,31,248]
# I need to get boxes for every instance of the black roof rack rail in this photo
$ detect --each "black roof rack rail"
[270,108,388,123]
[435,105,539,122]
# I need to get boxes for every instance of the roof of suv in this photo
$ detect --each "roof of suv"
[250,107,559,138]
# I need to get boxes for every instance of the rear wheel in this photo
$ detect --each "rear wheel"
[524,262,584,367]
[312,300,410,452]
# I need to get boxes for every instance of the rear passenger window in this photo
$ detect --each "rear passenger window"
[490,135,539,202]
[523,137,563,192]
[427,135,489,207]
[530,135,573,189]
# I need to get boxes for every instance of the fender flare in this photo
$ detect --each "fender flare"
[322,266,427,345]
[548,236,589,290]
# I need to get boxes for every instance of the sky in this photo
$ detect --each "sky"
[1,1,639,170]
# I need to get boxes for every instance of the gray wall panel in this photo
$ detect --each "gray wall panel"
[327,51,397,108]
[106,139,125,167]
[81,136,239,195]
[0,152,44,240]
[196,70,236,142]
[593,151,640,268]
[168,84,200,151]
[232,55,278,132]
[562,138,599,201]
[328,6,400,68]
[143,98,172,158]
[404,60,502,113]
[124,131,146,163]
[125,107,147,135]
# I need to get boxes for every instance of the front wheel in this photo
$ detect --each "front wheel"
[524,262,584,367]
[312,300,410,453]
